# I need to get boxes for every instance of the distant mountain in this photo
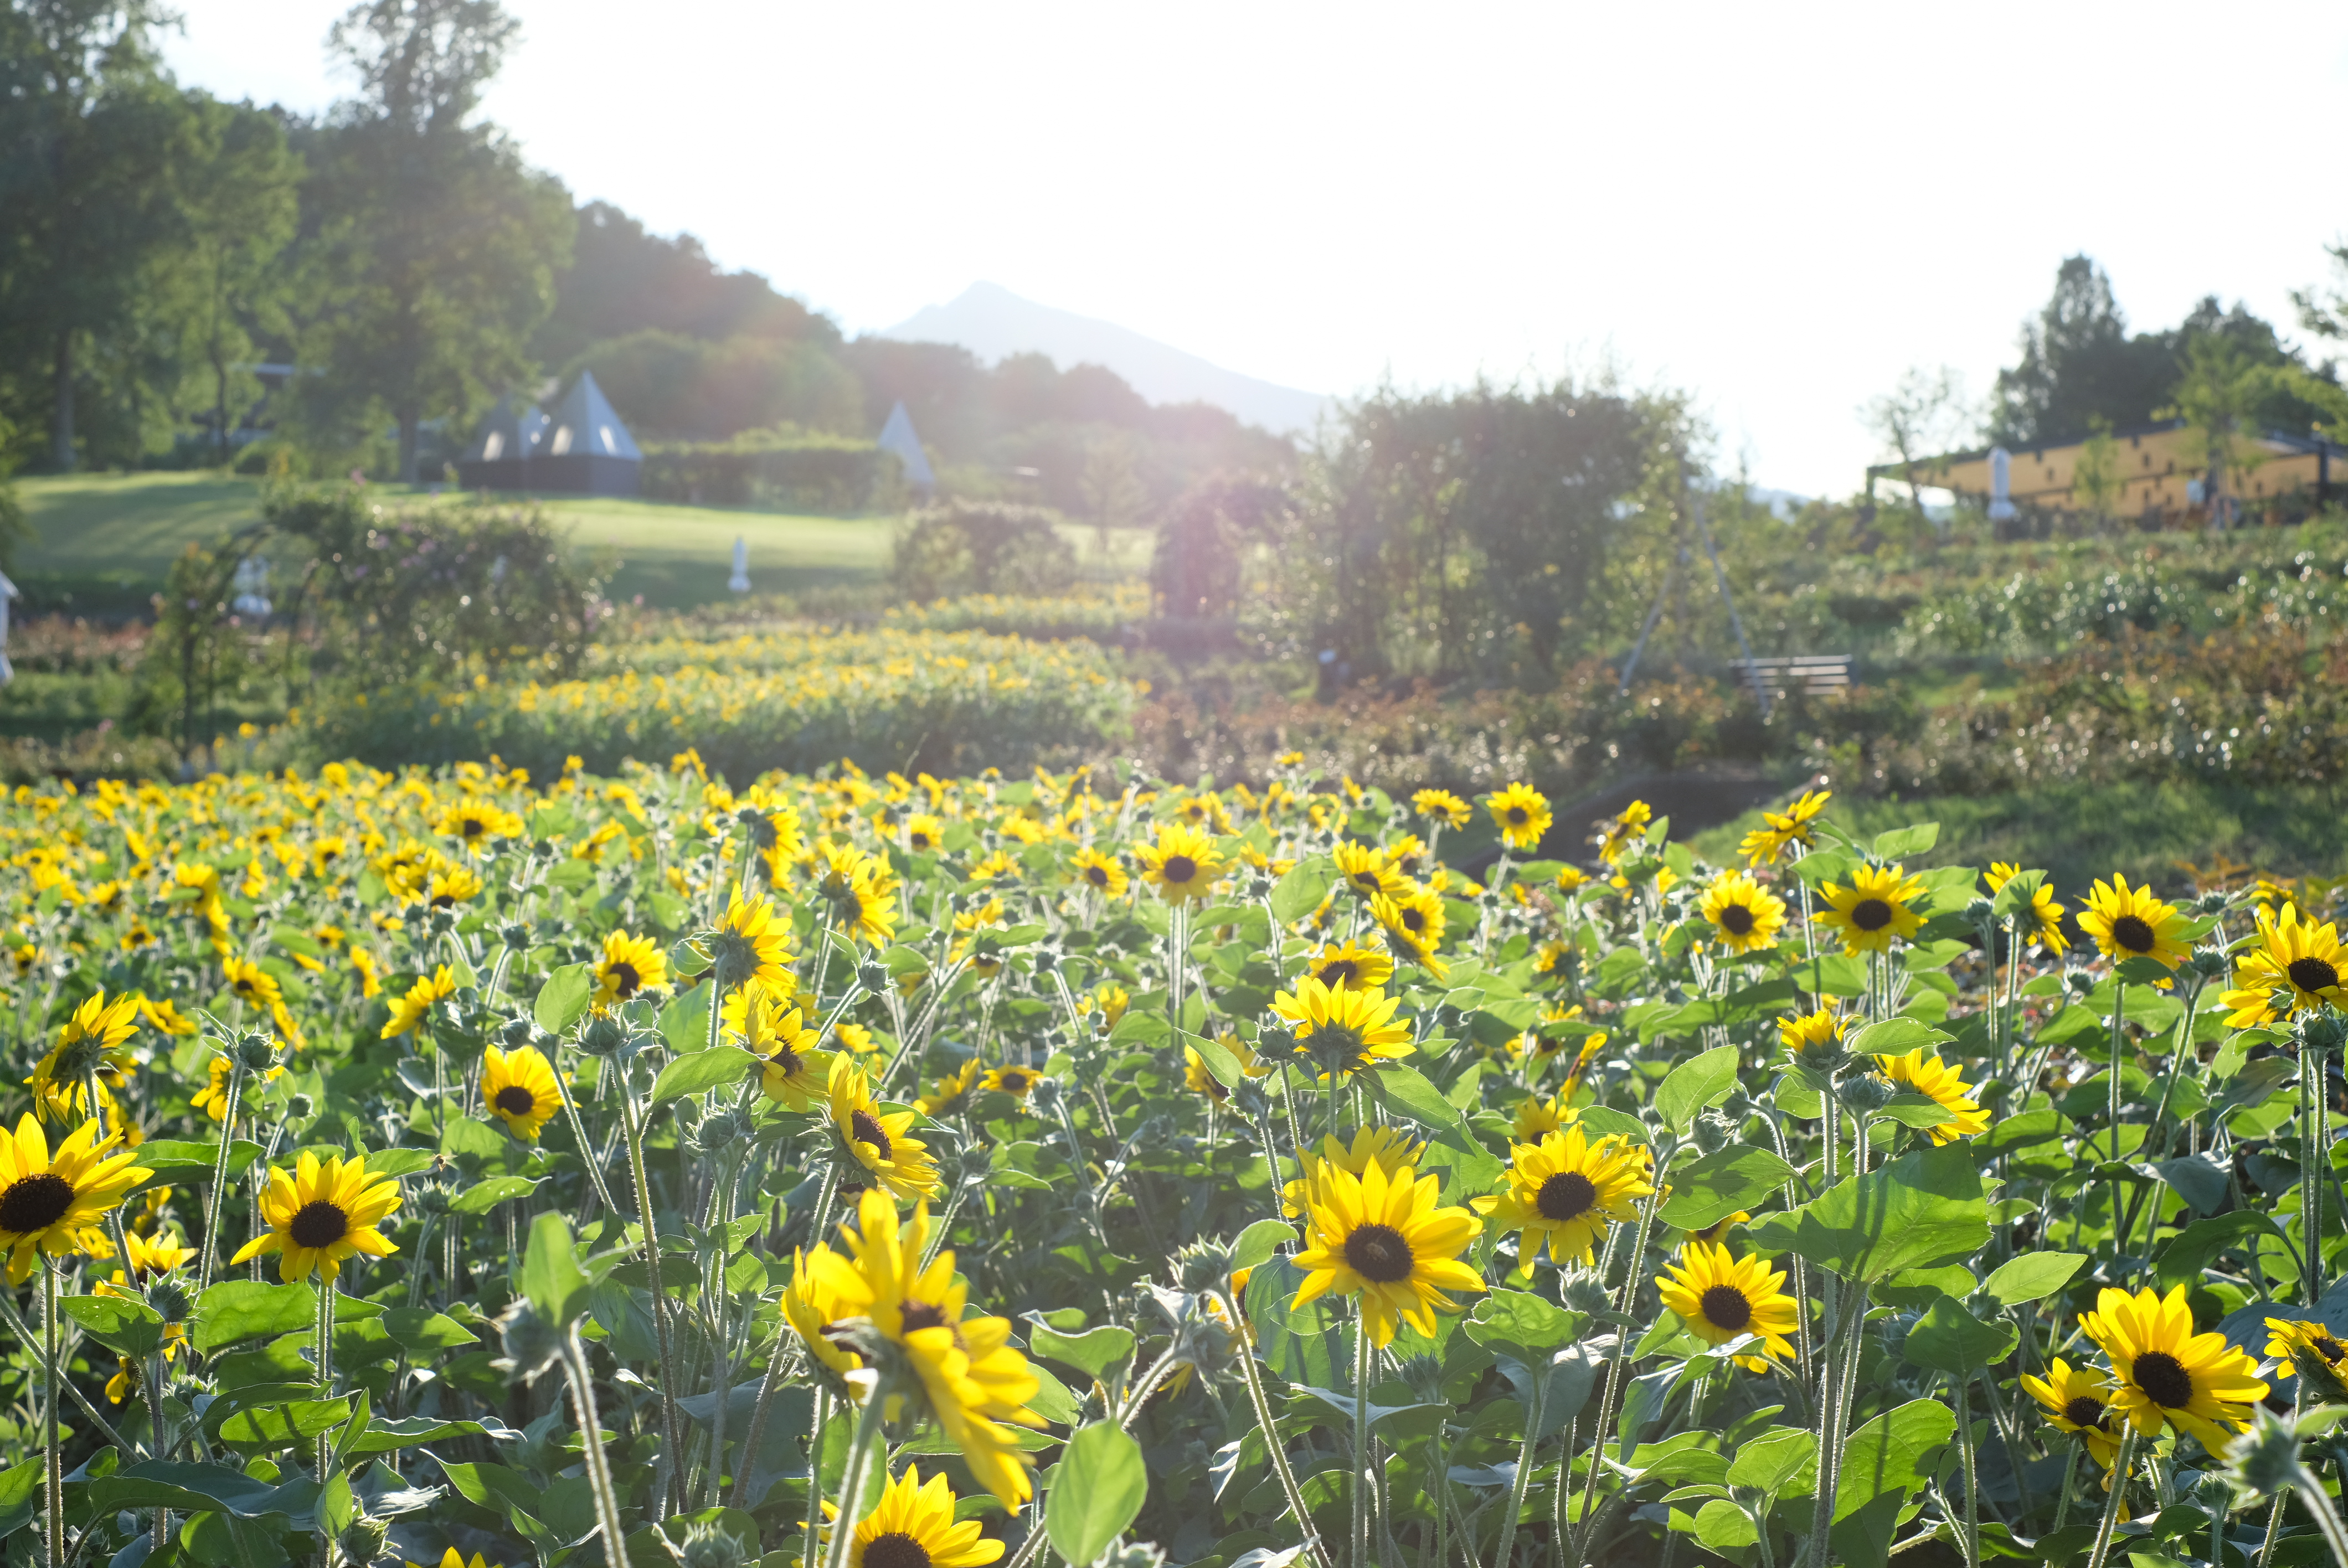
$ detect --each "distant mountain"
[881,282,1332,436]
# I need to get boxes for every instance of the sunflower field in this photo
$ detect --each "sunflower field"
[3,755,2348,1568]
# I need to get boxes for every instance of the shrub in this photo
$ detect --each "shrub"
[889,498,1075,600]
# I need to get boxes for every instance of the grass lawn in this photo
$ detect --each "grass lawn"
[11,472,1152,608]
[1692,777,2348,895]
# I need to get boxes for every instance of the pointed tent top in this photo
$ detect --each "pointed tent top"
[467,395,548,464]
[542,370,642,461]
[876,401,935,489]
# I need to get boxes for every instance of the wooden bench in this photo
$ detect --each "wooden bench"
[1729,654,1856,701]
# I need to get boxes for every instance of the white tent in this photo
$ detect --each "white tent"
[877,401,935,490]
[543,370,642,461]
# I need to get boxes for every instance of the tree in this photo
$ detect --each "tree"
[2162,334,2268,529]
[292,0,572,481]
[2072,416,2121,530]
[0,0,192,470]
[1990,256,2177,446]
[167,96,301,463]
[1078,430,1147,556]
[1860,366,1973,535]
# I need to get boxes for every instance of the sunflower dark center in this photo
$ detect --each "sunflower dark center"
[430,893,456,909]
[1506,807,1527,824]
[1352,871,1379,890]
[1001,1071,1032,1092]
[1718,904,1756,936]
[1343,1223,1415,1283]
[898,1299,951,1334]
[862,1534,931,1568]
[2112,915,2157,953]
[2063,1395,2108,1429]
[1319,960,1360,986]
[460,819,485,838]
[1850,899,1894,932]
[2288,957,2340,994]
[494,1085,537,1116]
[289,1201,349,1250]
[0,1172,75,1235]
[910,833,931,849]
[2133,1349,2195,1407]
[1085,864,1109,886]
[2316,1337,2346,1364]
[606,961,641,998]
[1400,907,1427,933]
[769,1045,804,1077]
[1162,855,1198,883]
[850,1108,892,1159]
[1535,1171,1598,1221]
[1698,1285,1753,1332]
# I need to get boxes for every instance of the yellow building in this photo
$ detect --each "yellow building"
[1871,419,2346,528]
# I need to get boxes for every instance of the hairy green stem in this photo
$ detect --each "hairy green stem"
[1218,1283,1336,1568]
[2084,1428,2136,1568]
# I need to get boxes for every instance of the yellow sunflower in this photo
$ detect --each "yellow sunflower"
[838,871,899,948]
[1984,864,2071,956]
[138,998,198,1038]
[1269,976,1414,1081]
[902,813,946,855]
[2079,1285,2267,1452]
[784,1241,862,1380]
[2264,1316,2348,1399]
[425,865,484,909]
[916,1059,982,1119]
[827,1058,940,1203]
[1472,1125,1654,1272]
[380,965,455,1039]
[980,1064,1043,1101]
[0,1115,151,1283]
[1698,870,1788,955]
[742,997,831,1112]
[1873,1047,1989,1144]
[2221,902,2346,1027]
[1368,887,1449,976]
[1132,822,1226,905]
[1737,788,1830,867]
[1280,1125,1424,1219]
[847,1464,1004,1568]
[1412,789,1471,830]
[1068,847,1128,899]
[818,1192,1042,1506]
[1485,782,1551,850]
[1292,1160,1484,1347]
[2077,874,2192,974]
[230,1149,403,1284]
[1594,800,1652,866]
[1813,862,1928,955]
[2019,1358,2125,1470]
[712,885,795,989]
[1655,1240,1799,1371]
[1510,1090,1578,1141]
[1308,940,1395,992]
[437,801,520,844]
[480,1045,563,1142]
[594,930,669,1004]
[1333,841,1407,901]
[27,989,141,1123]
[223,955,285,1013]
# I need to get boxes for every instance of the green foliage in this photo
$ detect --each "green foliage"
[890,498,1077,600]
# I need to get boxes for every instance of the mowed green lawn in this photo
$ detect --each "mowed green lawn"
[12,473,1147,608]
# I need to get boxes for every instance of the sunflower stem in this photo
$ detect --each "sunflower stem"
[798,1383,832,1568]
[1218,1283,1336,1568]
[2108,979,2128,1269]
[1352,1314,1375,1568]
[43,1257,64,1568]
[1953,1379,1981,1568]
[2300,1024,2325,1306]
[2288,1463,2348,1568]
[2084,1427,2136,1568]
[822,1384,887,1568]
[619,1070,688,1518]
[553,1051,620,1219]
[1574,1151,1670,1566]
[561,1311,628,1568]
[1805,1281,1869,1568]
[2052,1441,2078,1535]
[198,1059,245,1296]
[1491,1329,1543,1568]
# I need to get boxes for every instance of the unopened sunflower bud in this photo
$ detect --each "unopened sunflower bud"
[234,1031,281,1073]
[2225,1406,2304,1499]
[416,1180,457,1216]
[679,1523,749,1568]
[1247,875,1273,900]
[1230,1081,1275,1122]
[1721,1087,1754,1121]
[958,1143,993,1181]
[1691,1112,1732,1156]
[2197,891,2234,916]
[856,961,888,993]
[2190,946,2231,981]
[502,922,532,950]
[338,1515,391,1568]
[164,1372,213,1404]
[1561,1269,1612,1318]
[1177,1242,1233,1293]
[147,1277,193,1323]
[428,907,457,935]
[1030,947,1059,973]
[2192,1471,2236,1517]
[1963,897,1995,924]
[500,1015,535,1048]
[495,1301,562,1383]
[2299,1010,2348,1055]
[1837,1074,1895,1114]
[286,1092,315,1120]
[1029,1077,1064,1113]
[578,1009,630,1057]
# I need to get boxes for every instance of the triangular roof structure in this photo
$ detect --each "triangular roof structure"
[466,395,548,464]
[876,400,935,489]
[543,370,642,461]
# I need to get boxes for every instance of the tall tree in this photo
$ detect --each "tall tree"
[1860,365,1972,534]
[167,96,301,462]
[0,0,189,470]
[294,0,571,481]
[1990,256,2175,446]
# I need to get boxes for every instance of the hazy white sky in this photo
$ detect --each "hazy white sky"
[162,1,2348,496]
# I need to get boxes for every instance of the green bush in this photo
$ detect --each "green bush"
[889,498,1076,600]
